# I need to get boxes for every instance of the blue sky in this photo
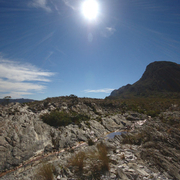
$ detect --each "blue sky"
[0,0,180,100]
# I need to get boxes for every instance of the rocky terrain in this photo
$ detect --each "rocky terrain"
[0,96,180,179]
[109,61,180,98]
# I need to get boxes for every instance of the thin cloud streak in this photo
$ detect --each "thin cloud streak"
[37,31,55,46]
[84,88,114,93]
[62,0,79,11]
[101,27,116,38]
[29,0,52,12]
[0,58,54,98]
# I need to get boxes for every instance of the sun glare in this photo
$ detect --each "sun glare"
[82,0,99,20]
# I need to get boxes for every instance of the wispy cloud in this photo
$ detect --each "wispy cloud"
[45,51,54,60]
[84,88,114,93]
[62,0,79,10]
[101,27,116,38]
[37,31,55,46]
[29,0,52,12]
[0,58,54,98]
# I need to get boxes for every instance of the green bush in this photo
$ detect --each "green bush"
[41,110,90,127]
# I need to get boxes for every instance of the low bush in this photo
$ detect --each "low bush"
[41,110,90,127]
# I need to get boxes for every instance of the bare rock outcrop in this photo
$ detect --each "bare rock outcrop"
[0,103,53,172]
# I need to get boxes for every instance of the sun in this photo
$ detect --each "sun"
[81,0,99,20]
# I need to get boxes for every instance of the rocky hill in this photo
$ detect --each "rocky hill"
[109,61,180,98]
[0,96,180,179]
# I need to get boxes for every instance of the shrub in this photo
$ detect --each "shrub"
[41,110,90,127]
[41,110,70,127]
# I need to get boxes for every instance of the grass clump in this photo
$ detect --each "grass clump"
[41,110,90,127]
[69,151,86,173]
[36,163,56,180]
[96,143,110,172]
[69,152,86,176]
[68,143,110,179]
[87,142,110,179]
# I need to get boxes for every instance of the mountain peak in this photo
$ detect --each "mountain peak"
[109,61,180,98]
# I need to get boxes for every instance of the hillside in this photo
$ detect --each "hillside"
[109,61,180,98]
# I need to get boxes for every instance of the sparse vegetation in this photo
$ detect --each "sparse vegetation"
[26,95,180,118]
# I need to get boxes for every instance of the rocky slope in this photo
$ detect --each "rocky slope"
[0,97,179,179]
[109,61,180,98]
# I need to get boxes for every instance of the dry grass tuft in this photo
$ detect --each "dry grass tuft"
[68,142,110,179]
[69,151,86,173]
[37,163,55,180]
[97,143,110,172]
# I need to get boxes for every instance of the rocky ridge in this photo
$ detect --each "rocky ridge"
[0,97,179,179]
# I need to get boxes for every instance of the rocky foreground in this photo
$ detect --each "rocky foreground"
[0,97,180,179]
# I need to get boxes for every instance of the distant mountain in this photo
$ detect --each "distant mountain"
[0,98,35,105]
[109,61,180,98]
